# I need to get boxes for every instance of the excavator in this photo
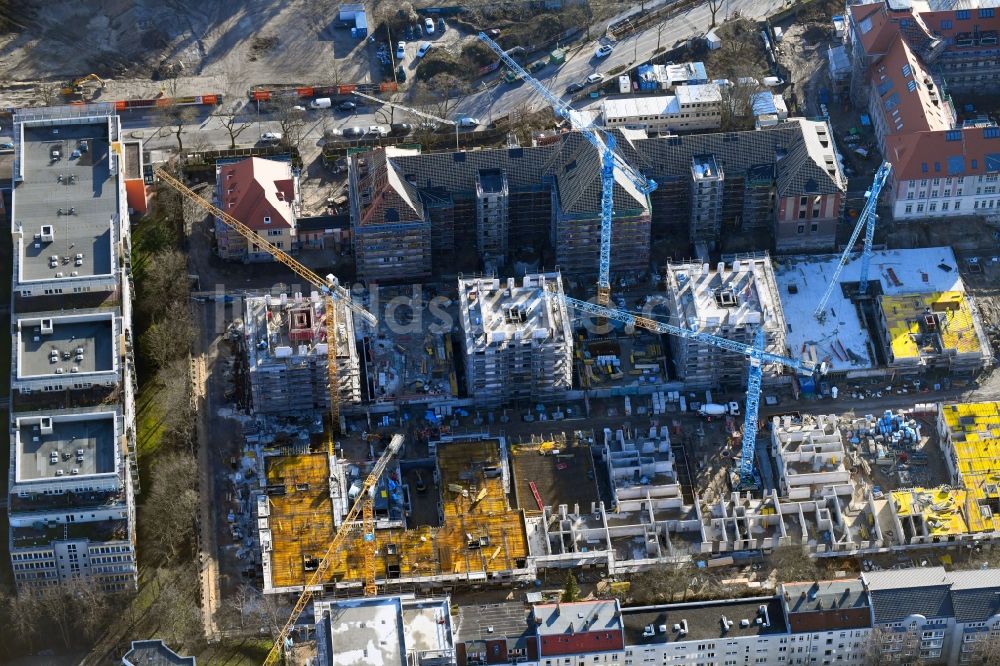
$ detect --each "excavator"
[62,74,106,99]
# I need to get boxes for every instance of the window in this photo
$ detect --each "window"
[905,204,913,213]
[980,8,994,18]
[955,201,961,210]
[907,79,918,92]
[922,162,929,173]
[985,127,1000,139]
[797,224,805,234]
[973,159,979,169]
[943,201,949,211]
[941,19,953,29]
[263,216,271,224]
[930,202,937,212]
[957,9,971,19]
[798,210,806,219]
[917,203,925,212]
[946,130,962,141]
[902,63,912,77]
[811,222,819,231]
[935,162,942,172]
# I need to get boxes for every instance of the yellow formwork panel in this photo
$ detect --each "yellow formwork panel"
[265,439,529,590]
[880,292,984,360]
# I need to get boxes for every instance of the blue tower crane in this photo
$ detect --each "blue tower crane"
[813,161,893,320]
[478,33,657,305]
[542,289,824,489]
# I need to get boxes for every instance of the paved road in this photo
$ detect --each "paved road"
[111,0,788,154]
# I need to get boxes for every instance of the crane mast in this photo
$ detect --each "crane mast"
[813,162,892,320]
[477,33,656,305]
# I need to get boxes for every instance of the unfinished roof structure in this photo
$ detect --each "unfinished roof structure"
[885,402,1000,545]
[770,414,852,501]
[663,255,787,389]
[458,273,573,405]
[244,293,361,414]
[877,291,990,374]
[775,247,988,377]
[258,436,531,594]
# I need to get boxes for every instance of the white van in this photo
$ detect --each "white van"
[309,97,332,109]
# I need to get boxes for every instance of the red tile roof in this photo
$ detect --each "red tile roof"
[217,157,296,230]
[885,126,1000,181]
[871,35,953,136]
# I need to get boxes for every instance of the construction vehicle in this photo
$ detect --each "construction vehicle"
[351,90,460,150]
[263,433,405,665]
[813,161,892,320]
[62,73,106,98]
[153,167,376,439]
[478,32,657,308]
[541,288,825,489]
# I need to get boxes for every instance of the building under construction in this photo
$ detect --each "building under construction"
[663,254,787,389]
[347,120,844,279]
[244,293,361,415]
[257,435,531,594]
[458,273,573,405]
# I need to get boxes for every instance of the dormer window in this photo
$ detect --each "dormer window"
[264,216,271,224]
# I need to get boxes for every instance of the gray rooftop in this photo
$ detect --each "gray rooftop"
[865,568,954,623]
[783,581,870,614]
[533,600,622,636]
[17,414,116,481]
[621,598,786,645]
[122,640,196,666]
[453,601,533,643]
[864,567,1000,624]
[320,599,405,666]
[16,123,115,282]
[18,314,115,378]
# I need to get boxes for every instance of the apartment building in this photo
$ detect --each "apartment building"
[863,567,1000,665]
[602,84,723,132]
[662,255,787,389]
[347,122,845,276]
[243,292,362,415]
[457,273,573,405]
[214,157,299,261]
[7,104,138,593]
[848,1,1000,221]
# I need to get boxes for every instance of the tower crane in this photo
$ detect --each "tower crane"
[351,90,459,150]
[478,32,657,307]
[153,168,377,438]
[540,287,824,489]
[813,161,893,320]
[263,434,405,666]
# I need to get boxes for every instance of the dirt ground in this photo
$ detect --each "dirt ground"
[0,0,373,107]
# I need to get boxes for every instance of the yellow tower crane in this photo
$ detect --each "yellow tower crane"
[153,167,376,436]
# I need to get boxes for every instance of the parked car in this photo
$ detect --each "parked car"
[367,125,390,137]
[309,97,332,109]
[424,17,435,34]
[457,116,479,128]
[585,72,605,84]
[437,18,446,32]
[396,41,406,60]
[292,104,306,112]
[259,132,282,144]
[336,100,357,112]
[416,41,432,58]
[396,65,407,83]
[390,123,412,136]
[594,43,614,58]
[341,126,365,138]
[0,142,13,150]
[566,82,585,93]
[762,76,784,87]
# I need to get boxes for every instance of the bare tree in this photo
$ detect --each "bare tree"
[157,103,200,154]
[214,103,255,149]
[228,582,258,629]
[143,451,200,561]
[413,74,470,120]
[968,629,1000,665]
[153,565,202,647]
[707,0,723,27]
[271,96,308,151]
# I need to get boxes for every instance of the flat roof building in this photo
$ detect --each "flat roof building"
[244,292,361,415]
[12,310,119,395]
[771,414,853,500]
[458,273,573,405]
[602,84,722,132]
[7,105,137,595]
[10,105,129,299]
